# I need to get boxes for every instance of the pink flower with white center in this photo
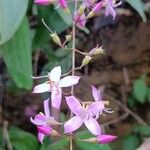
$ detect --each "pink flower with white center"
[33,66,81,109]
[104,0,122,19]
[64,96,101,135]
[91,86,113,119]
[31,99,61,143]
[97,134,117,144]
[34,0,54,5]
[74,11,86,28]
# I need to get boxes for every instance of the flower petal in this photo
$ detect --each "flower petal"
[84,118,101,135]
[34,0,51,5]
[97,134,117,144]
[48,66,61,83]
[64,116,83,133]
[59,76,81,87]
[44,99,50,118]
[65,96,83,116]
[51,87,62,110]
[88,101,104,117]
[38,132,45,143]
[33,83,50,93]
[30,114,47,126]
[91,86,101,101]
[37,126,52,136]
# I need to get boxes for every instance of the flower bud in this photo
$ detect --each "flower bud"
[65,35,72,42]
[59,0,70,14]
[78,5,85,15]
[97,135,117,144]
[87,1,103,19]
[89,46,105,56]
[50,32,61,46]
[34,0,55,5]
[78,134,117,144]
[81,55,92,67]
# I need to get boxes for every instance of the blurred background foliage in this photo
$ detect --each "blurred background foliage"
[0,0,150,149]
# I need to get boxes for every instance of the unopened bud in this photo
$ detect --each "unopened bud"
[93,46,105,55]
[50,32,61,46]
[65,35,72,41]
[78,135,117,144]
[81,55,92,67]
[78,5,85,15]
[87,11,94,19]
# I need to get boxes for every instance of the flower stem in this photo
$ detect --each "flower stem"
[71,0,78,95]
[70,136,73,150]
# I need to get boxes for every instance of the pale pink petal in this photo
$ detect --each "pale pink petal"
[65,96,83,116]
[51,87,62,110]
[44,99,50,118]
[30,114,47,126]
[84,118,101,135]
[97,134,117,144]
[88,101,104,117]
[59,76,81,87]
[38,132,45,143]
[64,116,83,133]
[34,0,50,5]
[48,66,61,83]
[33,83,50,93]
[105,5,116,20]
[91,86,100,101]
[37,126,52,136]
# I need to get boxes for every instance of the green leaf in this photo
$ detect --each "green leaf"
[48,138,69,150]
[123,135,140,150]
[133,75,148,103]
[126,0,147,22]
[9,127,39,150]
[134,126,150,137]
[75,131,112,150]
[0,17,33,89]
[0,0,28,45]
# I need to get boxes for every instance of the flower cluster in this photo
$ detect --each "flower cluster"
[31,66,116,143]
[31,0,122,146]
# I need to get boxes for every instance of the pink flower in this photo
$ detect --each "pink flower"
[97,134,117,144]
[64,96,101,135]
[104,0,122,20]
[34,0,52,5]
[91,86,113,118]
[31,99,61,143]
[74,11,86,28]
[33,66,81,109]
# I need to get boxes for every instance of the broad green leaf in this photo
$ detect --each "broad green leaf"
[133,76,148,103]
[75,141,112,150]
[1,17,33,89]
[122,135,140,150]
[134,126,150,137]
[9,127,39,150]
[0,0,28,45]
[75,131,112,150]
[126,0,147,22]
[128,96,137,108]
[48,138,69,150]
[33,5,72,49]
